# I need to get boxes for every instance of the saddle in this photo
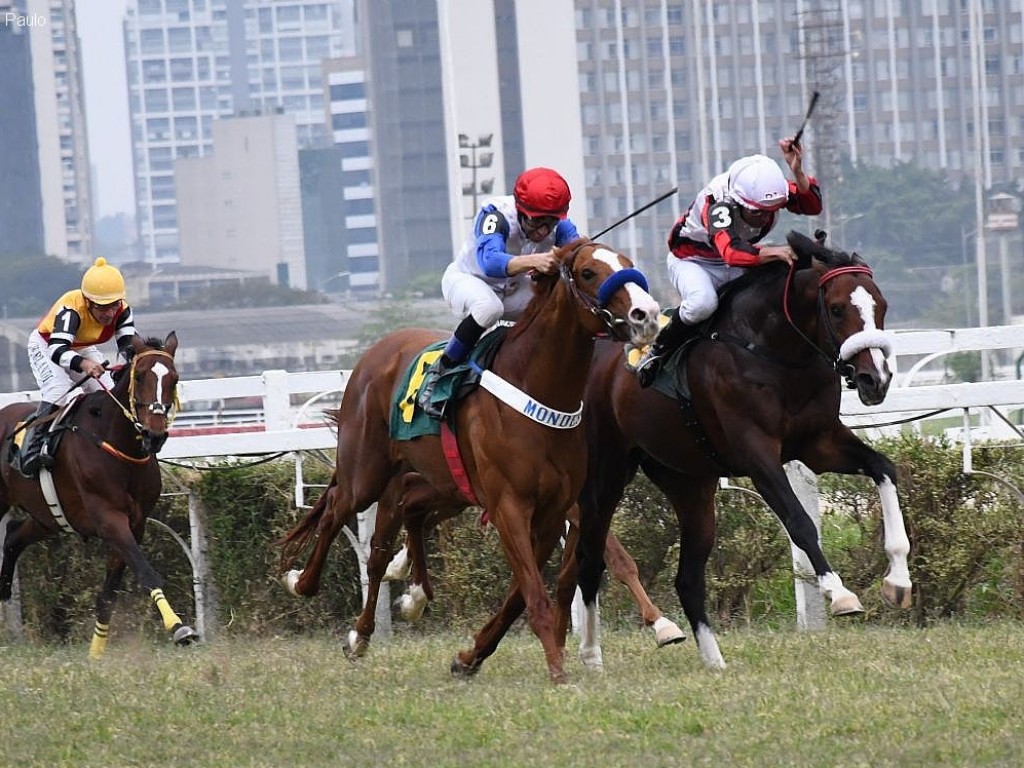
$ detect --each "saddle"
[390,327,508,441]
[6,399,79,473]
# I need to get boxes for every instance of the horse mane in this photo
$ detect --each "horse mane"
[141,336,166,350]
[502,237,589,346]
[723,230,866,296]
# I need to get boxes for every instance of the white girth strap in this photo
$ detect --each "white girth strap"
[476,369,583,430]
[38,466,75,535]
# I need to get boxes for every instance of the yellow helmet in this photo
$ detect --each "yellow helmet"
[81,257,126,304]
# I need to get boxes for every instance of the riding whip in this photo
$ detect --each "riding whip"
[592,187,678,239]
[792,90,820,148]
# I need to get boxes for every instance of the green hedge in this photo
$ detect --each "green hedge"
[4,436,1024,646]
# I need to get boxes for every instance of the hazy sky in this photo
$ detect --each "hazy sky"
[77,0,134,218]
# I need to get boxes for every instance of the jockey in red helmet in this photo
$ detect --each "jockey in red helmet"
[417,167,580,418]
[632,137,823,387]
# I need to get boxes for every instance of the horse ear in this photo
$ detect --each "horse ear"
[785,230,817,270]
[164,331,178,356]
[131,334,146,354]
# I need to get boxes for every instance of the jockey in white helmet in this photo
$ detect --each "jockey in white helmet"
[633,137,823,387]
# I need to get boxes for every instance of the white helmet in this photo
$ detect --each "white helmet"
[728,155,788,211]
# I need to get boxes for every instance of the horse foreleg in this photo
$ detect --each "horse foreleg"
[802,430,912,609]
[90,553,127,659]
[103,518,199,649]
[749,461,864,617]
[455,503,566,683]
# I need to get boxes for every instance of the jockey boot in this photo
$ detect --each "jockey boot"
[416,315,487,419]
[635,309,693,388]
[18,401,56,479]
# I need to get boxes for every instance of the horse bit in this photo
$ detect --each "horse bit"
[559,241,649,336]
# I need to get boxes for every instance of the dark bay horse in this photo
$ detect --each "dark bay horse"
[569,230,912,669]
[0,333,198,657]
[279,238,660,682]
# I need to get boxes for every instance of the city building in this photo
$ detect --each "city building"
[124,0,355,266]
[175,110,307,289]
[0,0,93,263]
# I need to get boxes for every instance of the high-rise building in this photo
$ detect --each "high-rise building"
[124,0,355,266]
[0,0,93,263]
[572,0,1024,285]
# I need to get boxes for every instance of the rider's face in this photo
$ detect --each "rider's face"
[88,300,121,325]
[738,204,782,228]
[520,214,559,243]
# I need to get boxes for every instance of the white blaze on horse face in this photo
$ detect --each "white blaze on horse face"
[593,246,660,340]
[842,286,892,385]
[151,361,171,405]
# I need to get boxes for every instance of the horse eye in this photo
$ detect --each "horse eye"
[580,268,596,281]
[830,304,845,318]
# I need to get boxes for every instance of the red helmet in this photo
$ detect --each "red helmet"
[513,167,571,219]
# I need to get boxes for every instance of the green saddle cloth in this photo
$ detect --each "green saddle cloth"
[390,329,506,441]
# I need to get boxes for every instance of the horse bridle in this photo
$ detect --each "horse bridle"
[558,241,649,336]
[782,263,878,388]
[99,349,179,445]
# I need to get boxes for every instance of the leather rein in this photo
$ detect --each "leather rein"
[70,349,180,465]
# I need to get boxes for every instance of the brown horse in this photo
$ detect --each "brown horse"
[0,333,198,657]
[568,230,912,669]
[285,473,685,665]
[279,238,660,682]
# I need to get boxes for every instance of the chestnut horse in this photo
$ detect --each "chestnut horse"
[279,238,660,682]
[568,231,912,669]
[0,333,198,657]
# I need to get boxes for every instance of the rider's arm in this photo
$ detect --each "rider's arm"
[113,305,137,361]
[705,201,763,268]
[47,307,88,373]
[474,206,517,277]
[553,218,580,246]
[785,178,823,215]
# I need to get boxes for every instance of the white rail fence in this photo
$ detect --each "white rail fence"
[2,325,1023,640]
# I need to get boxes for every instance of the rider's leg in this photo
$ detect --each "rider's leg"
[417,314,486,418]
[18,401,57,478]
[418,271,502,418]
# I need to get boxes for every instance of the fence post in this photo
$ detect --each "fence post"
[346,503,391,639]
[188,490,219,640]
[785,461,826,630]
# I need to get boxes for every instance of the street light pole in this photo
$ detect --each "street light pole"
[458,133,494,220]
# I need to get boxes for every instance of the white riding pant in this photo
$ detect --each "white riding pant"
[441,264,533,328]
[28,329,114,405]
[665,254,749,325]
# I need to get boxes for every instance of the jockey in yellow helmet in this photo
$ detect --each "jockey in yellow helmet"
[16,258,138,477]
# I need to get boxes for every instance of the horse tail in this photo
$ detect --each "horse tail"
[277,476,336,574]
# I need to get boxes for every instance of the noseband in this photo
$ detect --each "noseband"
[783,263,888,388]
[559,242,649,335]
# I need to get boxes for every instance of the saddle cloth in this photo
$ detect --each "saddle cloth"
[389,327,506,441]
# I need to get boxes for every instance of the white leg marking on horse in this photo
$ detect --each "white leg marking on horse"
[577,601,603,669]
[384,545,411,581]
[819,571,864,615]
[396,583,428,622]
[878,475,912,588]
[282,569,304,596]
[695,624,725,670]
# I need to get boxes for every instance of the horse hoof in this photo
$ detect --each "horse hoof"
[282,569,304,597]
[830,594,865,616]
[342,630,368,659]
[579,647,604,669]
[395,584,428,622]
[450,656,481,678]
[172,624,199,646]
[653,616,686,647]
[882,578,913,609]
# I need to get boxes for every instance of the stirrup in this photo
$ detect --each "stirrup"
[417,365,445,418]
[634,348,663,388]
